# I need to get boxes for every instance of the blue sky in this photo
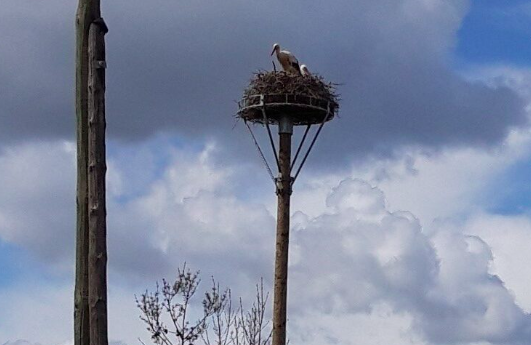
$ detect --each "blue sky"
[0,241,25,288]
[3,1,531,345]
[455,1,531,215]
[481,155,531,215]
[457,1,531,65]
[0,239,69,290]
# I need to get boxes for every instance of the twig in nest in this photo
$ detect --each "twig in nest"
[242,71,339,107]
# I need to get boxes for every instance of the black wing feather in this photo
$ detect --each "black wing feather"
[291,61,301,74]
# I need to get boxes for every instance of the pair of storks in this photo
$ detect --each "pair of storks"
[271,43,311,76]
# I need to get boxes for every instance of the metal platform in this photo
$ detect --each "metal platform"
[238,94,337,126]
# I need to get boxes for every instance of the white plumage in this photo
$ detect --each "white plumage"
[271,43,301,75]
[300,64,311,76]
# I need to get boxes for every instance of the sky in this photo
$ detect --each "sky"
[2,0,531,344]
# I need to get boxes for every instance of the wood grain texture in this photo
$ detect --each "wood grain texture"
[75,2,100,345]
[272,131,292,345]
[88,21,108,345]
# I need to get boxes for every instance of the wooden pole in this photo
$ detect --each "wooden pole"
[75,2,100,345]
[88,19,109,345]
[272,116,293,345]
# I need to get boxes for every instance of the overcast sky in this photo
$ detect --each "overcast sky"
[2,1,531,345]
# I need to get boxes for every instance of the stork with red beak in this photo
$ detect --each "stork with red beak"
[271,43,301,75]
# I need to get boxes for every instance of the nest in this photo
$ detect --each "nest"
[237,71,339,126]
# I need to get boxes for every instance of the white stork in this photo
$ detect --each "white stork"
[271,43,301,75]
[300,64,311,76]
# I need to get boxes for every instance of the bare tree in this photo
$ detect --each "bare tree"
[137,264,226,345]
[137,265,271,345]
[234,280,271,345]
[202,282,235,345]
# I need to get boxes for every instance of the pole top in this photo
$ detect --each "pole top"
[278,116,293,134]
[237,71,339,126]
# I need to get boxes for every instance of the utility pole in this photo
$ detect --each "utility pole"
[75,1,108,345]
[272,116,293,345]
[88,18,109,345]
[238,76,338,345]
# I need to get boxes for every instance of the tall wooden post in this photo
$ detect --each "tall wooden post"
[238,74,337,345]
[88,19,109,345]
[75,1,103,345]
[272,116,293,345]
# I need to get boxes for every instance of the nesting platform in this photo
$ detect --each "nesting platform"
[237,72,339,126]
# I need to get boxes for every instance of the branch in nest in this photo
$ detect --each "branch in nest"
[242,71,339,108]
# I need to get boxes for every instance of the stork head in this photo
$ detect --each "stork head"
[300,64,310,76]
[271,43,280,56]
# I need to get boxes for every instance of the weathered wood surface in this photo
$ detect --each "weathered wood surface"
[272,128,292,345]
[88,20,108,345]
[75,2,101,345]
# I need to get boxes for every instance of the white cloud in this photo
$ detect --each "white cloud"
[104,141,276,288]
[2,128,531,345]
[375,143,521,223]
[2,341,43,345]
[0,285,72,345]
[290,303,426,345]
[106,145,531,344]
[3,1,531,345]
[464,214,531,313]
[462,65,531,106]
[290,179,531,344]
[292,125,531,226]
[0,141,75,268]
[0,283,147,345]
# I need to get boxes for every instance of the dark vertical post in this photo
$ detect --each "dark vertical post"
[272,116,293,345]
[88,19,109,345]
[75,2,100,345]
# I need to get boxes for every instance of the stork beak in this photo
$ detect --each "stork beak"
[270,47,276,56]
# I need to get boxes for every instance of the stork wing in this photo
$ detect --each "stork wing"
[291,60,301,74]
[287,53,299,64]
[287,54,301,74]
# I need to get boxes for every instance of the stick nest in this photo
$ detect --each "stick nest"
[238,71,339,125]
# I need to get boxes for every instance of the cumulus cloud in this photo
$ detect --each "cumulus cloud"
[0,283,139,345]
[3,137,531,344]
[106,143,277,286]
[290,179,531,344]
[464,65,531,102]
[0,0,526,164]
[2,341,42,345]
[0,138,276,285]
[465,214,531,313]
[105,171,531,344]
[0,141,75,268]
[0,284,72,345]
[289,304,426,345]
[290,126,531,225]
